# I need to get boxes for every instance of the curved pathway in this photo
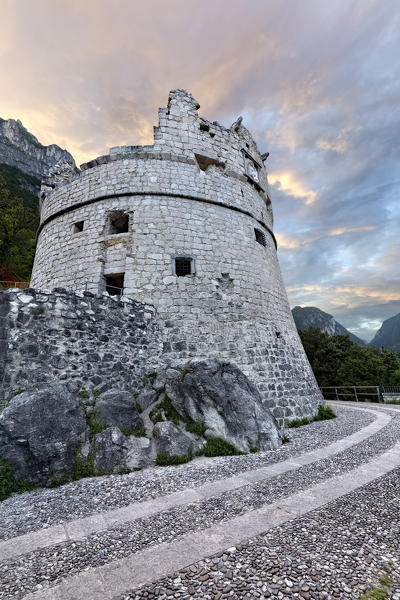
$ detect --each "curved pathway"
[1,403,399,600]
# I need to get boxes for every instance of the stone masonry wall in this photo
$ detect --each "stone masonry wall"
[0,288,321,425]
[0,289,160,403]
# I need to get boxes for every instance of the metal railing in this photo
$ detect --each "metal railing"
[320,386,382,402]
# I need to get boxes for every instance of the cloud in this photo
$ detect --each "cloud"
[269,171,318,205]
[0,0,399,340]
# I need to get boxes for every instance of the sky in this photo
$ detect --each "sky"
[0,0,399,341]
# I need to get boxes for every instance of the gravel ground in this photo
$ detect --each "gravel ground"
[1,406,399,600]
[122,466,400,600]
[0,405,374,541]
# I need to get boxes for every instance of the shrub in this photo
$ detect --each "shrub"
[120,426,146,438]
[155,452,192,466]
[201,437,238,457]
[313,404,336,421]
[0,460,36,502]
[287,404,336,428]
[185,422,206,437]
[281,434,291,444]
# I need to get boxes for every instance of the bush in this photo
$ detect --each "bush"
[0,460,36,501]
[155,452,192,466]
[287,404,336,428]
[201,437,238,457]
[313,404,336,421]
[185,422,206,437]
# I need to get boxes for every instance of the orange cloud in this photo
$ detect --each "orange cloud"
[329,226,376,236]
[269,171,317,205]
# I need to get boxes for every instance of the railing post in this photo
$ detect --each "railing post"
[335,387,339,401]
[377,386,381,403]
[353,386,358,401]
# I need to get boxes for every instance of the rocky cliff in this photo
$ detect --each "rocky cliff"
[0,117,78,190]
[369,312,400,353]
[292,306,365,345]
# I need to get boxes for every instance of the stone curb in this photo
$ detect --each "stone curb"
[0,404,389,562]
[23,439,400,600]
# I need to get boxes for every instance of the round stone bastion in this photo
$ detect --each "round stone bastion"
[30,89,323,422]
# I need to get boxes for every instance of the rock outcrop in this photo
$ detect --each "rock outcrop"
[165,359,281,453]
[0,117,78,185]
[0,384,87,484]
[0,359,282,488]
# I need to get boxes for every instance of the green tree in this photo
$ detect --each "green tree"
[300,327,400,387]
[0,174,38,280]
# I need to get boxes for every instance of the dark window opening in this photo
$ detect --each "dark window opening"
[73,221,84,233]
[276,331,281,339]
[255,228,266,247]
[175,257,193,277]
[108,211,129,234]
[105,273,125,295]
[200,122,210,132]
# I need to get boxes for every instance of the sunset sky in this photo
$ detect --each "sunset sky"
[1,0,399,341]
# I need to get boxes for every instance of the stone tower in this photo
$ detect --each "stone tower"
[31,90,322,422]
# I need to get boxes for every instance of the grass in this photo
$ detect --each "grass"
[287,404,336,428]
[149,393,187,426]
[86,412,108,440]
[79,388,90,399]
[0,460,36,502]
[359,579,392,600]
[155,452,192,466]
[185,422,207,437]
[281,434,291,444]
[72,446,95,480]
[200,437,239,457]
[119,425,146,438]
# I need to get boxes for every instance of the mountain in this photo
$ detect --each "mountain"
[0,118,78,282]
[0,118,78,189]
[292,306,366,345]
[369,313,400,353]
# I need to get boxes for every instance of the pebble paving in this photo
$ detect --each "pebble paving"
[1,404,399,600]
[0,405,373,541]
[124,466,399,600]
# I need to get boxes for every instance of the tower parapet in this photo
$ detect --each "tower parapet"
[30,90,322,423]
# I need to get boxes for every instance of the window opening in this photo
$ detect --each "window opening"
[108,211,129,234]
[254,228,266,247]
[73,221,84,233]
[276,331,281,339]
[199,122,210,132]
[104,273,125,295]
[175,257,193,277]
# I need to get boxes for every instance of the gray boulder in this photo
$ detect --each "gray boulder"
[153,421,194,457]
[0,384,88,483]
[94,427,153,474]
[94,389,143,432]
[165,359,281,453]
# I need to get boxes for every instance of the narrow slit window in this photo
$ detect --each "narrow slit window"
[254,228,266,247]
[73,221,84,233]
[104,273,125,295]
[108,211,129,234]
[175,257,193,277]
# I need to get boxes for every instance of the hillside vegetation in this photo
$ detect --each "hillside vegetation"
[0,166,39,281]
[300,327,400,388]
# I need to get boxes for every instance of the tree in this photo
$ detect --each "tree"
[299,327,400,387]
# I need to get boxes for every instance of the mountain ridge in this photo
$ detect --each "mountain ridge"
[369,312,400,353]
[292,305,366,345]
[0,117,78,190]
